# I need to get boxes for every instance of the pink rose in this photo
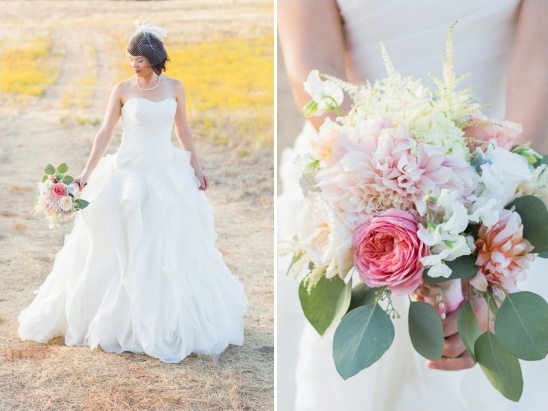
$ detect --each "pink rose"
[465,111,522,151]
[353,209,429,295]
[51,183,66,197]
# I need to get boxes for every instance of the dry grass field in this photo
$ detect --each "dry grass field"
[0,1,273,410]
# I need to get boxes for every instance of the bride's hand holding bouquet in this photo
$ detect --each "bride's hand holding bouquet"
[73,172,90,190]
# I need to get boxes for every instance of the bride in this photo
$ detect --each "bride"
[18,20,248,363]
[277,0,548,409]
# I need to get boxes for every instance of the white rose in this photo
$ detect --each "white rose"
[296,193,354,280]
[58,196,73,211]
[478,146,532,209]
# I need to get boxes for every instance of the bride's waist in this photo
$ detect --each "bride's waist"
[115,144,175,169]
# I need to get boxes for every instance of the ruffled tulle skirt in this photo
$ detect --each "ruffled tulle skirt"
[18,148,248,363]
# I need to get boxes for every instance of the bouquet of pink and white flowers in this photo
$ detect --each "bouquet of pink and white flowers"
[286,24,548,401]
[34,163,89,229]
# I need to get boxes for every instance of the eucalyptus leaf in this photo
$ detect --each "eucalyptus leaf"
[348,283,378,312]
[507,195,548,253]
[333,304,394,379]
[423,255,477,284]
[75,199,90,209]
[457,300,481,362]
[494,291,548,361]
[41,175,48,182]
[55,173,64,182]
[408,302,443,360]
[62,175,74,184]
[475,331,523,402]
[44,164,55,175]
[298,275,352,336]
[57,163,69,173]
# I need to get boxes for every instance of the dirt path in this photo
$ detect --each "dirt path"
[0,2,273,410]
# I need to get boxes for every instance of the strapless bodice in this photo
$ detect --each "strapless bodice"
[336,0,521,117]
[116,98,178,169]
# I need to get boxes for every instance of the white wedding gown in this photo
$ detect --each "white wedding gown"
[18,97,248,363]
[278,0,548,409]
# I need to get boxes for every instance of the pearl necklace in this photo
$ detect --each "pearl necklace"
[135,74,161,91]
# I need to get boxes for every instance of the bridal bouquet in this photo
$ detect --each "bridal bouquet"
[287,25,548,401]
[34,163,89,229]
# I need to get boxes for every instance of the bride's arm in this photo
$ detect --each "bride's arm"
[173,81,209,191]
[506,0,548,152]
[278,0,349,130]
[74,84,122,188]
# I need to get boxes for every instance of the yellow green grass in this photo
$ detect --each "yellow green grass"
[121,35,273,148]
[0,37,61,96]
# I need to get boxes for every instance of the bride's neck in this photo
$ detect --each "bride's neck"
[138,73,158,83]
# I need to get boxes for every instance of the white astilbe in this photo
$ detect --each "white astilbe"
[429,21,485,127]
[320,37,472,160]
[278,237,310,279]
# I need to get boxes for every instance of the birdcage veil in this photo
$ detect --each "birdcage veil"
[127,18,168,67]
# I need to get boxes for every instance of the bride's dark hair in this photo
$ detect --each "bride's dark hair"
[127,32,170,75]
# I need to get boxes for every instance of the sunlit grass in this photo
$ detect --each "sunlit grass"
[169,35,273,112]
[119,34,273,148]
[0,37,61,96]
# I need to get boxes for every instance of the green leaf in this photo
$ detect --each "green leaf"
[44,164,55,175]
[56,163,68,173]
[298,275,352,336]
[74,199,90,209]
[41,175,48,182]
[55,173,64,182]
[475,331,523,402]
[457,300,481,362]
[333,304,394,379]
[507,195,548,253]
[62,175,74,184]
[494,291,548,361]
[303,100,318,117]
[408,302,443,360]
[533,154,548,168]
[348,283,378,312]
[486,293,499,316]
[423,255,477,283]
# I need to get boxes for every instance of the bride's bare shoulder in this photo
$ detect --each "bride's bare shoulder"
[163,75,184,89]
[163,76,186,99]
[110,78,134,95]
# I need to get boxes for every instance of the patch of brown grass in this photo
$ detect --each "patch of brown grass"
[0,211,17,218]
[3,344,53,361]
